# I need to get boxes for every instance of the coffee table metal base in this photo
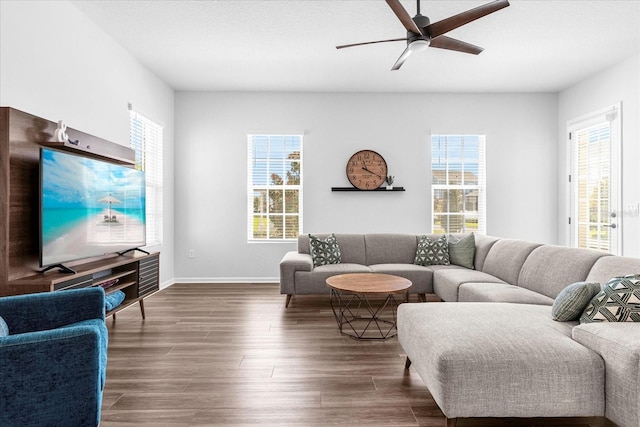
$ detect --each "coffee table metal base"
[329,288,405,340]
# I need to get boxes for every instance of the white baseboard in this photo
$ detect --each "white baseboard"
[172,277,279,284]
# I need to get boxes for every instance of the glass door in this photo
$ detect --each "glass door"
[569,104,621,254]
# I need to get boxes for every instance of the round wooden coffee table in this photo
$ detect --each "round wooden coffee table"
[326,273,412,340]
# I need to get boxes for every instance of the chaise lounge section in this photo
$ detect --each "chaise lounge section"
[398,244,640,427]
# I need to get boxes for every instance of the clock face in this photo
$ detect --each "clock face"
[346,150,388,190]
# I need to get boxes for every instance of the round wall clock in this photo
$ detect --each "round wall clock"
[346,150,388,190]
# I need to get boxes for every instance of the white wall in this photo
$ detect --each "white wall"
[558,54,640,257]
[0,0,176,285]
[175,92,558,281]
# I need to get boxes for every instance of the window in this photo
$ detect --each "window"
[431,135,486,234]
[129,108,163,247]
[247,134,303,241]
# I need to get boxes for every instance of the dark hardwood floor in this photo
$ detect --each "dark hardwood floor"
[101,283,615,427]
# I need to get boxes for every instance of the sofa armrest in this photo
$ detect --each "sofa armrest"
[0,287,105,335]
[572,323,640,427]
[0,321,106,426]
[279,251,313,295]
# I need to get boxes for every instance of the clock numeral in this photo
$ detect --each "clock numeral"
[373,180,378,186]
[348,168,354,173]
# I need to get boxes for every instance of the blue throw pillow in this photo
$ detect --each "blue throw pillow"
[105,290,126,311]
[0,315,9,337]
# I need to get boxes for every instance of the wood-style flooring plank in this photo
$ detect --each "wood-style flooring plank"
[100,283,615,427]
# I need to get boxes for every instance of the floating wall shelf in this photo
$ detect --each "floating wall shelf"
[331,187,405,192]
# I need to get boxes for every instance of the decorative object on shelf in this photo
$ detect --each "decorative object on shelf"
[54,120,69,142]
[99,278,119,289]
[331,187,405,192]
[346,149,388,190]
[386,175,395,190]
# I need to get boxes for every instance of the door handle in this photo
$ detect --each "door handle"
[604,223,617,229]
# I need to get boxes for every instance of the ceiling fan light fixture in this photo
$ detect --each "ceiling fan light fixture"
[408,39,430,52]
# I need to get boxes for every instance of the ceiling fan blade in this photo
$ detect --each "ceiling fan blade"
[429,36,484,55]
[385,0,423,35]
[426,0,510,39]
[336,38,407,50]
[391,46,413,71]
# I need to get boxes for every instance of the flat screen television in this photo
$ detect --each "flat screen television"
[40,147,146,270]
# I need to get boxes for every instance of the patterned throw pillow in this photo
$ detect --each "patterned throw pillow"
[0,315,8,337]
[580,274,640,323]
[414,235,450,266]
[448,233,475,269]
[309,234,342,268]
[552,281,601,321]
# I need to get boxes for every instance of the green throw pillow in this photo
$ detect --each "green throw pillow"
[580,274,640,323]
[552,281,601,321]
[0,315,8,337]
[414,235,450,266]
[448,233,475,269]
[309,234,341,268]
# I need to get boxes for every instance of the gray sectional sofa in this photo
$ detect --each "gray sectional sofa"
[279,233,640,427]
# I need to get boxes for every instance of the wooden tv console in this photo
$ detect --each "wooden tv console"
[0,107,160,318]
[6,252,160,319]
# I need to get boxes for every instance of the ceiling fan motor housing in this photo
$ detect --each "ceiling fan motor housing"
[410,13,431,44]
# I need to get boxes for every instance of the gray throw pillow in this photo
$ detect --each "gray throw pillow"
[414,235,450,266]
[581,274,640,323]
[309,234,341,268]
[552,281,601,321]
[0,315,8,337]
[448,233,475,269]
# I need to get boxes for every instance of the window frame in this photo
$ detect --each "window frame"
[247,134,303,242]
[430,134,486,235]
[129,107,163,247]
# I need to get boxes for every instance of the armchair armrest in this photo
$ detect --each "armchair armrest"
[279,251,313,295]
[0,319,107,427]
[0,287,105,335]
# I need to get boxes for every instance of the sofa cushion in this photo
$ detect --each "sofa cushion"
[481,239,541,285]
[365,234,418,265]
[518,245,607,299]
[473,234,500,271]
[572,322,640,427]
[448,233,475,269]
[459,282,554,305]
[414,235,449,266]
[433,268,504,302]
[581,275,640,323]
[293,264,372,294]
[298,234,366,265]
[309,234,341,267]
[586,255,640,285]
[552,281,602,321]
[369,264,433,294]
[398,302,604,418]
[0,315,8,337]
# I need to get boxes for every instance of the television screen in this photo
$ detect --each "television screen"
[40,147,146,268]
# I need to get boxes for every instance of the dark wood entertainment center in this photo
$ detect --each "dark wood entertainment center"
[0,107,159,318]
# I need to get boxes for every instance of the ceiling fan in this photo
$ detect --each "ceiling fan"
[336,0,510,70]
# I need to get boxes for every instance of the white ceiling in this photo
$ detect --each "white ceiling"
[71,0,640,93]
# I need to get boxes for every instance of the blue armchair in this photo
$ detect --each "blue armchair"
[0,287,108,427]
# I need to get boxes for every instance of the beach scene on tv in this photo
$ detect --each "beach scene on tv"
[40,148,146,267]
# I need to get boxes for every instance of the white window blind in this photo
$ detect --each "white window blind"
[130,109,163,247]
[247,134,303,241]
[431,135,486,234]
